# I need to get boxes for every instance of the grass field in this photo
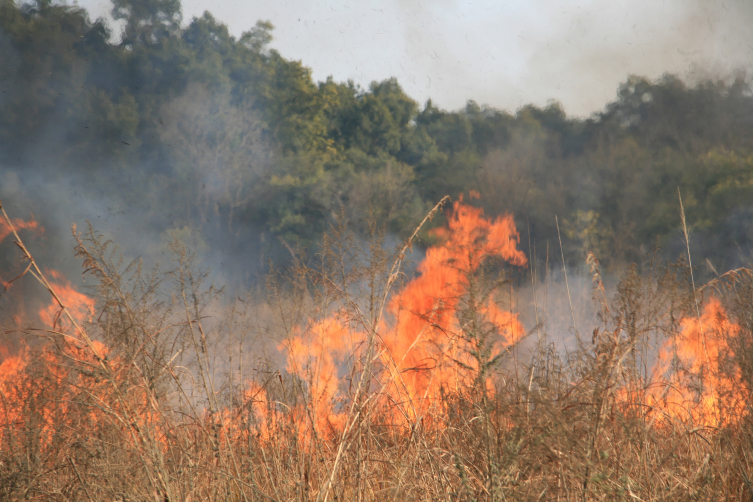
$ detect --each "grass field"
[1,197,752,501]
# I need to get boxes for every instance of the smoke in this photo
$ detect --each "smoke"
[2,0,750,364]
[515,0,753,116]
[390,0,753,116]
[73,0,753,116]
[0,79,278,306]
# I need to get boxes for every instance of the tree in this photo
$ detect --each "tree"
[112,0,181,46]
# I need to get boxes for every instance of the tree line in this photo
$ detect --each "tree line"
[2,0,752,279]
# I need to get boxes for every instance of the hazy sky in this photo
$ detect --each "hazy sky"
[76,0,753,117]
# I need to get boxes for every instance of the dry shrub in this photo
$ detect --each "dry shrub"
[1,200,753,501]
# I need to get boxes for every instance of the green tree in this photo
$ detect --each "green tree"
[112,0,181,46]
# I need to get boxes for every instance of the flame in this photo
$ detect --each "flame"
[0,354,25,383]
[644,297,744,427]
[0,333,170,455]
[0,267,141,450]
[38,269,96,330]
[282,318,351,435]
[243,382,275,440]
[0,342,101,447]
[0,351,30,438]
[0,215,42,244]
[0,232,163,454]
[0,215,43,289]
[280,198,528,432]
[382,200,526,418]
[1,201,529,449]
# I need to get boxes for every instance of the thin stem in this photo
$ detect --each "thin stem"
[556,215,578,341]
[678,188,715,421]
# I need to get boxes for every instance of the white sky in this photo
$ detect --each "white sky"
[75,0,753,117]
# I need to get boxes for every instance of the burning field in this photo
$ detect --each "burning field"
[1,198,753,501]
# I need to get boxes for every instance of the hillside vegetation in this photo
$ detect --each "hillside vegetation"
[3,2,753,499]
[1,0,752,276]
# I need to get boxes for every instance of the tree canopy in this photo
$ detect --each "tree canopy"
[2,0,752,281]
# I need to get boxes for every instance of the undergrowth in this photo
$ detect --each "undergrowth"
[1,199,752,502]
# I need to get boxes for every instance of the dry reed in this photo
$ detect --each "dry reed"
[0,198,752,501]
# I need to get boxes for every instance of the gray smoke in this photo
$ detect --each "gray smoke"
[74,0,752,116]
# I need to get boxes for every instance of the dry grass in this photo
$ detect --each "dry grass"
[1,199,753,502]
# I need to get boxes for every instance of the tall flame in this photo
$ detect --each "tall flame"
[280,198,528,432]
[646,297,744,427]
[283,318,352,434]
[383,199,527,417]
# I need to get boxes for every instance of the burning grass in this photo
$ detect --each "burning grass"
[1,198,753,501]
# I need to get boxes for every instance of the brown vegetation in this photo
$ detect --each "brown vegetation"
[1,198,752,502]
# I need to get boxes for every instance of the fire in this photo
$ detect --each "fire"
[382,200,526,418]
[0,330,165,455]
[0,341,105,447]
[0,213,168,458]
[0,215,42,244]
[243,382,276,439]
[0,354,25,384]
[282,318,351,434]
[38,269,96,330]
[0,258,146,452]
[645,297,744,427]
[0,212,92,335]
[0,214,42,289]
[0,350,31,439]
[280,198,528,431]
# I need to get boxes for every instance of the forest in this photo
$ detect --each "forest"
[2,0,753,278]
[1,0,753,500]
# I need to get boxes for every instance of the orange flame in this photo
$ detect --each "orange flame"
[0,340,110,447]
[383,200,526,417]
[0,266,109,450]
[280,199,528,433]
[0,215,42,244]
[0,234,163,454]
[0,332,171,456]
[645,297,744,427]
[0,352,30,437]
[38,269,96,330]
[0,215,43,289]
[283,318,351,434]
[243,382,275,439]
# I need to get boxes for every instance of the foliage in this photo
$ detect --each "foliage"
[1,0,753,276]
